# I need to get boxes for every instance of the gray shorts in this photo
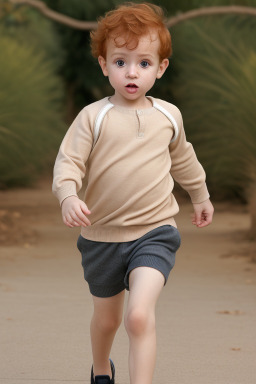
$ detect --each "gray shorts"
[77,225,181,298]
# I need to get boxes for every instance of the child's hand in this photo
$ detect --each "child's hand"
[192,199,214,228]
[61,196,91,228]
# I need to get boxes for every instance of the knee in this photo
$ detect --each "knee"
[93,313,122,334]
[125,308,155,337]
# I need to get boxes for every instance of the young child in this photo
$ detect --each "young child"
[52,3,214,384]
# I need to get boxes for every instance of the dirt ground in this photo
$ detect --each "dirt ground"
[0,179,255,384]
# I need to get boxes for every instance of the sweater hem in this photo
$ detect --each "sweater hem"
[80,219,177,243]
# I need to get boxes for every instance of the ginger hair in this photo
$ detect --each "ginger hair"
[90,2,172,61]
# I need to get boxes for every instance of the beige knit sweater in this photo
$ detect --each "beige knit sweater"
[52,96,209,242]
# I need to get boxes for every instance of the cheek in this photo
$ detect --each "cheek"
[145,70,158,85]
[108,70,121,84]
[108,73,120,90]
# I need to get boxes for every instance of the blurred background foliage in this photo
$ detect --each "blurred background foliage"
[0,1,65,187]
[172,16,256,198]
[0,0,256,220]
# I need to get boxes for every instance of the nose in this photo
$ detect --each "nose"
[126,64,138,78]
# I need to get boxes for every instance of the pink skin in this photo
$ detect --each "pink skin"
[61,195,91,228]
[98,32,169,109]
[192,200,214,228]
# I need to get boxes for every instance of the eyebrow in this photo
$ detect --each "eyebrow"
[110,52,155,59]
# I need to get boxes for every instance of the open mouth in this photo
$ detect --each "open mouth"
[126,83,138,88]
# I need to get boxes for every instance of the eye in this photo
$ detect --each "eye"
[116,60,125,67]
[140,60,149,68]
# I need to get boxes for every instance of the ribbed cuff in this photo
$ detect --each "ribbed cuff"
[187,183,210,204]
[53,182,78,206]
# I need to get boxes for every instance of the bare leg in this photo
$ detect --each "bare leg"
[90,290,125,377]
[124,267,165,384]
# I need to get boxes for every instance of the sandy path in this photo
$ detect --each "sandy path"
[0,180,255,384]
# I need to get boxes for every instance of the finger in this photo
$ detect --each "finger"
[69,212,84,227]
[63,216,74,228]
[72,213,91,227]
[66,214,81,227]
[80,204,91,215]
[197,221,209,228]
[73,209,91,226]
[197,214,213,228]
[194,211,202,226]
[191,213,198,225]
[191,216,197,225]
[80,217,91,226]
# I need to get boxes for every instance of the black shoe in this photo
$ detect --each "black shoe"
[91,359,115,384]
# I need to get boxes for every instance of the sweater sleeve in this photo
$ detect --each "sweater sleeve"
[52,108,93,205]
[169,109,210,204]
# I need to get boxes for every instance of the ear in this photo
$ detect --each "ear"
[156,59,169,79]
[98,56,108,76]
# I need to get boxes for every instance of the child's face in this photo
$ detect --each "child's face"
[98,32,169,108]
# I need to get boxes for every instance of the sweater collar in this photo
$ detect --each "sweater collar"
[106,96,156,115]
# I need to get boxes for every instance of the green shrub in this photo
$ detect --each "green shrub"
[0,33,65,188]
[172,17,256,201]
[171,16,256,236]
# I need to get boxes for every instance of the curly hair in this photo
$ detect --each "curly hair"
[90,2,172,61]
